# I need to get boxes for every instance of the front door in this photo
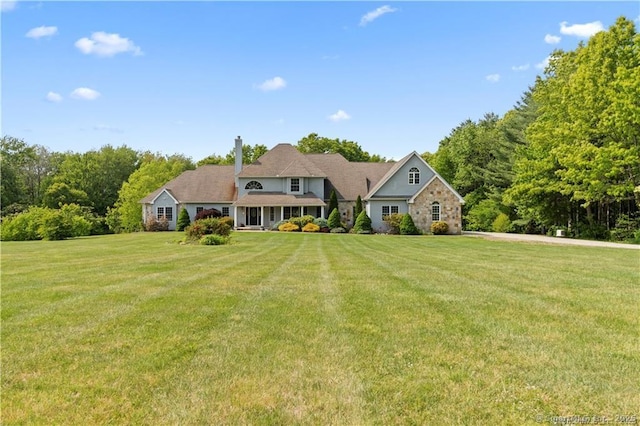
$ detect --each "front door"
[247,207,261,226]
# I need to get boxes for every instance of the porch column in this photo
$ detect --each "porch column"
[260,206,264,227]
[320,206,325,218]
[281,206,284,221]
[233,206,238,230]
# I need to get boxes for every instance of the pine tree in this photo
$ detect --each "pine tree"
[328,189,338,219]
[353,210,372,234]
[176,208,191,231]
[354,195,363,217]
[328,208,341,229]
[400,213,420,235]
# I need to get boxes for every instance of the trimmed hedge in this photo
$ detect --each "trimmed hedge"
[431,221,449,235]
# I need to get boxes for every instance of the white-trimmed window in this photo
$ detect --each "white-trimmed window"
[157,206,173,221]
[431,202,440,221]
[409,167,420,185]
[270,207,275,222]
[222,207,230,217]
[196,207,204,214]
[381,205,399,219]
[290,178,300,192]
[245,181,263,190]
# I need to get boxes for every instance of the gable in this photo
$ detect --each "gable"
[140,165,236,204]
[364,152,435,199]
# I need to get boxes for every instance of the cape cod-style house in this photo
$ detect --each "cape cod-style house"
[141,137,464,233]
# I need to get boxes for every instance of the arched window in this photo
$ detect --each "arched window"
[245,180,263,190]
[431,202,440,221]
[409,167,420,185]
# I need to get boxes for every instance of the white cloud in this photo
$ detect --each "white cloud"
[45,92,63,102]
[328,110,351,122]
[559,21,604,38]
[536,56,551,70]
[1,1,17,12]
[26,26,58,39]
[256,76,287,92]
[544,34,561,44]
[511,64,530,72]
[359,5,397,26]
[70,87,101,100]
[75,32,142,57]
[486,74,500,83]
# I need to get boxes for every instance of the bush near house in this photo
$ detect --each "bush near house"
[289,215,315,229]
[302,223,320,233]
[431,221,449,235]
[400,213,420,235]
[313,217,329,232]
[383,213,404,234]
[328,208,341,229]
[145,214,169,232]
[199,234,230,245]
[353,210,372,234]
[194,208,222,221]
[176,208,191,231]
[278,222,300,232]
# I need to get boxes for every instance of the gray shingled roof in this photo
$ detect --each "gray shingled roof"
[140,165,236,203]
[305,153,394,201]
[237,144,326,178]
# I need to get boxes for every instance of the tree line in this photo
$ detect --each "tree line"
[2,17,638,241]
[424,16,639,241]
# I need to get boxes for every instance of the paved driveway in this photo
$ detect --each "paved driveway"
[464,231,640,250]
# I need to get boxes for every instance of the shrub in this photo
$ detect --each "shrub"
[400,213,420,235]
[328,190,338,218]
[145,214,169,232]
[431,221,449,235]
[279,222,300,232]
[313,217,328,228]
[330,227,346,233]
[219,216,234,228]
[271,220,287,231]
[465,199,502,231]
[289,215,315,229]
[354,195,363,218]
[199,234,229,245]
[609,214,640,242]
[1,204,94,241]
[492,213,511,233]
[353,210,372,234]
[185,218,231,240]
[328,208,341,229]
[302,222,320,233]
[194,208,222,221]
[176,208,191,231]
[383,213,404,234]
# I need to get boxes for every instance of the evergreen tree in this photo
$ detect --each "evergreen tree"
[327,190,338,218]
[328,208,341,229]
[176,208,191,231]
[353,210,372,234]
[354,195,363,217]
[400,213,420,235]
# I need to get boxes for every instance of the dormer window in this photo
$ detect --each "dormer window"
[409,167,420,185]
[290,178,300,192]
[245,180,263,190]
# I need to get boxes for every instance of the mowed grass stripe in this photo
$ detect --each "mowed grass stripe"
[2,232,638,424]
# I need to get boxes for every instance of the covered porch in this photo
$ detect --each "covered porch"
[232,192,326,230]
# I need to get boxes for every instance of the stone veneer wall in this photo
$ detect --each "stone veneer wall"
[337,201,357,226]
[408,177,462,235]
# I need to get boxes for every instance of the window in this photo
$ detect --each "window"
[222,207,229,217]
[284,207,291,219]
[270,207,275,222]
[431,202,440,221]
[245,181,263,190]
[196,207,204,214]
[381,205,399,219]
[157,207,173,221]
[157,207,164,218]
[290,178,300,192]
[409,167,420,185]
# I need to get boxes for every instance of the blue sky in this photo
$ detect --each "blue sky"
[2,1,639,161]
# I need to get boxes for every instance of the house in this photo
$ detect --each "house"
[140,137,464,234]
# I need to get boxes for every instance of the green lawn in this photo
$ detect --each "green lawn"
[2,232,638,424]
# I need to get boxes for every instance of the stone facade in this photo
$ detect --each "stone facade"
[408,177,463,234]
